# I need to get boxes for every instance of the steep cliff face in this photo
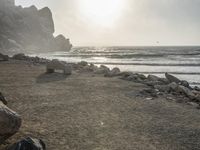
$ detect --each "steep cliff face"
[0,0,72,54]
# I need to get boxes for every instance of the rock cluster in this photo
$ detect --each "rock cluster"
[121,71,200,108]
[0,0,72,54]
[12,53,50,64]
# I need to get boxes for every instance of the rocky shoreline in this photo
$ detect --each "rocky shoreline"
[2,52,200,109]
[1,53,200,149]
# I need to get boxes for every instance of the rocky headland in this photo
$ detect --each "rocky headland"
[0,0,72,54]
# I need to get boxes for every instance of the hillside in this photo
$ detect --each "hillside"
[0,0,72,54]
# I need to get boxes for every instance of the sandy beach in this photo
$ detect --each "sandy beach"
[0,59,200,150]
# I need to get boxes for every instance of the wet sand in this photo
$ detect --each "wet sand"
[1,60,200,150]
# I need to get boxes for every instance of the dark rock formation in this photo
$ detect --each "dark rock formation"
[0,0,72,54]
[7,137,46,150]
[0,101,21,143]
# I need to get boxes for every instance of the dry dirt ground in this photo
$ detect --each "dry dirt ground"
[0,60,200,150]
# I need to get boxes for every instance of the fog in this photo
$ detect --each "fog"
[16,0,200,46]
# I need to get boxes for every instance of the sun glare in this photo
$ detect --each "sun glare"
[78,0,125,27]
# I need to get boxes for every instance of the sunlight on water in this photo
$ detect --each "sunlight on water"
[30,46,200,84]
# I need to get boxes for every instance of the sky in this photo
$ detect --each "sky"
[15,0,200,46]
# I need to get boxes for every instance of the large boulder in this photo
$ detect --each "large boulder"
[0,102,21,143]
[165,73,180,83]
[104,67,120,77]
[94,65,110,74]
[7,137,46,150]
[46,59,72,75]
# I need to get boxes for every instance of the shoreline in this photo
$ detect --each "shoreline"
[1,53,200,149]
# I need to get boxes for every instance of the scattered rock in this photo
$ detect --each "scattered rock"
[7,137,46,150]
[165,73,180,83]
[0,102,21,143]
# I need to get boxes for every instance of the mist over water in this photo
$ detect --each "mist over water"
[31,46,200,85]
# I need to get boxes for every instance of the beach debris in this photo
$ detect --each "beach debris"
[165,73,180,83]
[7,137,46,150]
[0,101,21,144]
[104,67,120,77]
[0,92,7,105]
[46,59,72,75]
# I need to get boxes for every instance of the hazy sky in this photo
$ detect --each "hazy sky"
[15,0,200,46]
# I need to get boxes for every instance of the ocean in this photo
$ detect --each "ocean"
[31,46,200,86]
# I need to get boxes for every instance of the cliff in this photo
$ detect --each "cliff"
[0,0,72,54]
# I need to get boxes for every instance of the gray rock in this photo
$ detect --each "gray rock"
[136,73,147,80]
[46,59,72,75]
[165,73,180,83]
[7,137,46,150]
[147,75,160,81]
[177,85,196,100]
[77,61,88,67]
[154,85,170,92]
[104,67,120,77]
[94,65,110,74]
[144,81,164,86]
[0,102,21,143]
[180,80,190,88]
[168,82,178,91]
[158,78,170,84]
[194,86,200,91]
